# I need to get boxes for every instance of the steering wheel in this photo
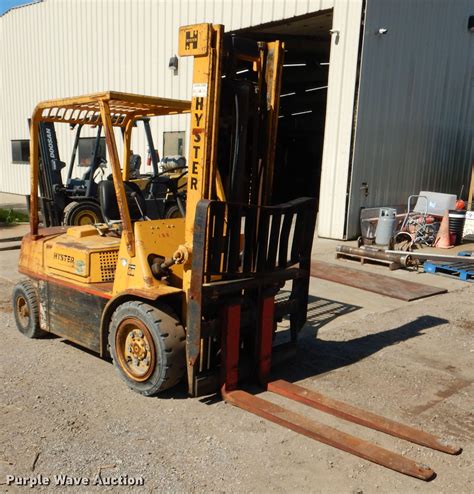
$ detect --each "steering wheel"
[147,165,188,184]
[157,165,188,177]
[93,159,107,181]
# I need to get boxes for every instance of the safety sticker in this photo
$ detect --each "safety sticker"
[192,83,208,98]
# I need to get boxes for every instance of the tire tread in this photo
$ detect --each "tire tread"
[12,279,46,338]
[109,301,185,396]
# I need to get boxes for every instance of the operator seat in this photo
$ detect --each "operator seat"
[98,180,147,223]
[129,154,142,179]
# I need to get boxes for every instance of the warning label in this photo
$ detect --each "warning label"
[192,83,208,98]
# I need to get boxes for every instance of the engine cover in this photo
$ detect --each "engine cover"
[44,225,120,283]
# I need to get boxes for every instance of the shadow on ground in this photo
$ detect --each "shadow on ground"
[274,313,449,383]
[280,291,361,336]
[3,283,449,401]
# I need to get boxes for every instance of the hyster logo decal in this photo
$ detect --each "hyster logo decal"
[190,96,204,191]
[185,30,199,50]
[53,252,75,264]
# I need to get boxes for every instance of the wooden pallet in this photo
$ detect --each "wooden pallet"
[336,251,401,270]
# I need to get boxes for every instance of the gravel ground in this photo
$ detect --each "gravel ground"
[0,279,473,493]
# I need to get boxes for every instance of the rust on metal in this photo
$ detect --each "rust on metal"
[16,295,30,327]
[221,304,242,392]
[258,296,274,386]
[311,261,447,301]
[98,99,135,257]
[33,91,190,128]
[115,317,156,382]
[45,281,106,353]
[186,199,211,393]
[268,380,462,455]
[262,40,284,204]
[18,267,114,299]
[223,388,436,481]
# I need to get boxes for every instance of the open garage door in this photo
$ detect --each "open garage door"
[236,11,333,208]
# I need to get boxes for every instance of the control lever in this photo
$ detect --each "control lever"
[130,191,149,220]
[151,256,177,279]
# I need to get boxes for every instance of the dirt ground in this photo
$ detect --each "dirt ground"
[0,263,473,492]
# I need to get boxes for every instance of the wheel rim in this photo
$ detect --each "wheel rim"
[16,295,30,328]
[75,210,99,225]
[115,318,156,382]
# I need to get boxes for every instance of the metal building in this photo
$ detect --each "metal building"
[0,0,472,239]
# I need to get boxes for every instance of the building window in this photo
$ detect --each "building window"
[163,131,185,156]
[11,140,30,164]
[78,137,106,167]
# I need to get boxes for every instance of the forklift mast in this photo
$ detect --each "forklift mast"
[36,120,105,226]
[37,122,67,226]
[179,25,317,396]
[172,28,462,480]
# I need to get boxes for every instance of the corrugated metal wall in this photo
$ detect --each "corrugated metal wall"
[346,0,474,238]
[0,0,336,195]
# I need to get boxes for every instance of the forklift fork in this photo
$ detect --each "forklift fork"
[221,296,461,481]
[191,198,460,480]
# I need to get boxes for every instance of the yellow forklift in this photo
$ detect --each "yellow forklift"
[13,24,460,480]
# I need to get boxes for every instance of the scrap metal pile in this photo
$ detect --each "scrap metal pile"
[337,190,474,281]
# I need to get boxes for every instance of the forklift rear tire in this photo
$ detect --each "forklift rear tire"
[62,201,103,226]
[164,204,182,219]
[12,280,46,338]
[109,301,186,396]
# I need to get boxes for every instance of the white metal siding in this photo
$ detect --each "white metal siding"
[346,0,474,238]
[0,0,337,195]
[317,0,363,239]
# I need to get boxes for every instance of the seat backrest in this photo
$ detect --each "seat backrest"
[98,180,147,223]
[129,154,142,179]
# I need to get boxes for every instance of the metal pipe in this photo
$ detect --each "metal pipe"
[336,245,412,267]
[0,245,21,252]
[385,250,474,264]
[29,113,40,235]
[86,125,102,197]
[0,236,23,243]
[67,124,83,182]
[142,118,159,177]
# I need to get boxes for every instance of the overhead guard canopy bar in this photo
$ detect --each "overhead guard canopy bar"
[28,91,191,237]
[33,91,191,128]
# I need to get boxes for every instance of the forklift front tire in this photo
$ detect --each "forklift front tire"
[12,280,46,338]
[63,201,103,226]
[109,301,186,396]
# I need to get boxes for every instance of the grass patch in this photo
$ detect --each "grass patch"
[0,208,29,223]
